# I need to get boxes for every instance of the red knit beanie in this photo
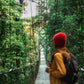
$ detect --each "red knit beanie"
[53,32,66,47]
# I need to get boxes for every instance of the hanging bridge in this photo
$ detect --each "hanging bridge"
[0,0,84,84]
[35,49,50,84]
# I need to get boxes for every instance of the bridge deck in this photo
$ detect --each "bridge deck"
[35,50,50,84]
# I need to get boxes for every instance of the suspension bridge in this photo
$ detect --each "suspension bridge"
[0,0,84,84]
[35,49,50,84]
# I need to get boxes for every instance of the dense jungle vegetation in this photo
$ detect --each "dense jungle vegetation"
[37,0,84,68]
[0,0,84,84]
[0,0,39,83]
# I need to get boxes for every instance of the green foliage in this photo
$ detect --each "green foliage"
[0,0,40,84]
[0,0,27,69]
[0,61,40,84]
[0,0,39,71]
[39,0,84,64]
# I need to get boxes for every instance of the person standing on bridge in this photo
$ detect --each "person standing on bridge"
[46,32,70,84]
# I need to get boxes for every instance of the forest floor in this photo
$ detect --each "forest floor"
[35,49,50,84]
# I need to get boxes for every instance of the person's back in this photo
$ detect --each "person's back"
[46,32,71,84]
[50,47,71,84]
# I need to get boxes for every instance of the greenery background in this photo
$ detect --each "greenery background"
[0,0,84,84]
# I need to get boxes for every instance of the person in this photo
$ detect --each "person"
[45,32,71,84]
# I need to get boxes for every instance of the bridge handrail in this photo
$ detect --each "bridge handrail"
[0,60,39,75]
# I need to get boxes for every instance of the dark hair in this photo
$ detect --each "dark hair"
[54,44,65,49]
[51,52,56,62]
